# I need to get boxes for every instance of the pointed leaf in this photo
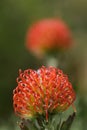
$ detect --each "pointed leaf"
[60,112,76,130]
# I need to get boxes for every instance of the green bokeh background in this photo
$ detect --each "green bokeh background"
[0,0,87,130]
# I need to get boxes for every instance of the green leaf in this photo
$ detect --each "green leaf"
[19,118,38,130]
[60,112,76,130]
[19,119,29,130]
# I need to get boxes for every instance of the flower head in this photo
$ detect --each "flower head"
[26,19,72,57]
[13,66,75,121]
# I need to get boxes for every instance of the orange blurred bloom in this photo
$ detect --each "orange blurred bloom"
[26,19,72,57]
[13,66,75,121]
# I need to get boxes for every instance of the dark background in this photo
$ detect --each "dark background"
[0,0,87,130]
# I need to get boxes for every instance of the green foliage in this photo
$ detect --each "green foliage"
[16,112,76,130]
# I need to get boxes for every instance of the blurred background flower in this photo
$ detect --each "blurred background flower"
[0,0,87,130]
[26,19,72,58]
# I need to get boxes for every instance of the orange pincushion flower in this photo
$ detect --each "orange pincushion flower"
[13,66,75,121]
[26,19,72,56]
